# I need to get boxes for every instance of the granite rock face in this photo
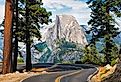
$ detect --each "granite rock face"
[45,15,88,49]
[41,15,88,63]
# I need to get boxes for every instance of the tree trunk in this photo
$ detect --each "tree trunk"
[13,37,18,72]
[25,1,32,71]
[26,30,32,71]
[13,0,18,72]
[2,0,13,74]
[105,0,110,65]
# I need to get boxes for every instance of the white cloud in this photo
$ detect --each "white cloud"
[42,0,91,25]
[0,0,91,25]
[43,0,88,9]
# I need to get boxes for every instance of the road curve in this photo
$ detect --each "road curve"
[21,64,97,82]
[59,68,96,82]
[21,70,78,82]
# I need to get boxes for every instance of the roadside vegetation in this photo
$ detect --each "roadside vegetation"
[80,0,121,66]
[80,0,121,82]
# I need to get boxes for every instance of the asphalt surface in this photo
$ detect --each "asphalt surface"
[22,70,78,82]
[61,68,96,82]
[22,64,97,82]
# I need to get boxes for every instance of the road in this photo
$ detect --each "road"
[22,70,79,82]
[22,64,97,82]
[60,68,96,82]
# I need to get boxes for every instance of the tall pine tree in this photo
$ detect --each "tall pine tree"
[17,0,52,71]
[87,0,121,65]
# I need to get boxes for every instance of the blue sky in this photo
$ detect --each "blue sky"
[0,0,5,24]
[0,0,90,25]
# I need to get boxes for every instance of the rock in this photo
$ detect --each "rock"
[23,72,28,74]
[41,71,47,74]
[105,64,112,70]
[44,15,88,62]
[15,71,20,74]
[45,15,88,48]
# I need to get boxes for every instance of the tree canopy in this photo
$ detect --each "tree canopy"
[86,0,121,65]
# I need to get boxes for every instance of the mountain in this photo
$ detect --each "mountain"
[41,15,88,63]
[18,15,88,63]
[45,15,88,48]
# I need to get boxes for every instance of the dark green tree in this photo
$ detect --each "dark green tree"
[87,0,121,65]
[12,0,52,71]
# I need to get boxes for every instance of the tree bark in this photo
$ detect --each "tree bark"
[13,0,18,72]
[25,1,32,71]
[2,0,13,74]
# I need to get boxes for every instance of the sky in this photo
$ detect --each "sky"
[42,0,90,25]
[0,0,90,25]
[0,0,120,26]
[0,0,5,24]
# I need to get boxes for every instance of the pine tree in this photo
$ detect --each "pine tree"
[87,0,121,65]
[2,0,52,72]
[17,0,52,71]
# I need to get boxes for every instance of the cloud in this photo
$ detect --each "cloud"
[43,0,88,10]
[0,0,91,25]
[42,0,91,25]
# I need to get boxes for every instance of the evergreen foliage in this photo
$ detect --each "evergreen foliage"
[18,0,52,71]
[16,0,52,42]
[1,0,52,72]
[54,38,82,63]
[86,0,121,65]
[81,44,105,65]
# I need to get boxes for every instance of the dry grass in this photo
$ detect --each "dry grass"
[0,68,47,82]
[91,65,117,82]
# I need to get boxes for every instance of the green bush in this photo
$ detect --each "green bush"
[81,43,119,66]
[80,44,106,65]
[17,56,24,63]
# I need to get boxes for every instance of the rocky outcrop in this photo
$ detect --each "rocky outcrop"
[45,15,88,49]
[41,15,88,63]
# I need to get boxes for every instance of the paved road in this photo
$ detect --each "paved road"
[60,68,96,82]
[22,64,97,82]
[22,70,78,82]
